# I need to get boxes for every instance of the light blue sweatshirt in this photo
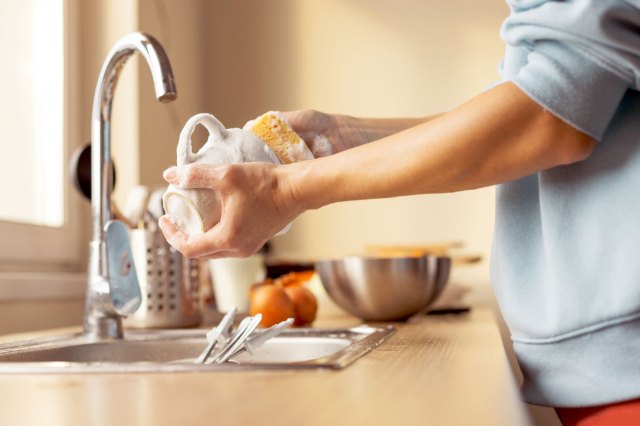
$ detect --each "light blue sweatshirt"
[492,0,640,407]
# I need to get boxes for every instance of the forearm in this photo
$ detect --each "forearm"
[334,114,442,147]
[285,82,595,209]
[283,110,441,154]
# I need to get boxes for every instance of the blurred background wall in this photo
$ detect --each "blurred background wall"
[80,0,509,280]
[138,0,507,278]
[202,0,507,282]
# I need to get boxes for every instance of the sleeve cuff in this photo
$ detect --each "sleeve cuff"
[511,41,629,140]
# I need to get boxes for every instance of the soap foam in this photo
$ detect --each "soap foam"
[309,134,333,157]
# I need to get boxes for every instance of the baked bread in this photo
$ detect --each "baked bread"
[243,111,314,164]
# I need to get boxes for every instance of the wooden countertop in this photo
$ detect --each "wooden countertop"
[0,293,532,426]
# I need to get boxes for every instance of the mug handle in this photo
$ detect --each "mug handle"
[177,113,228,166]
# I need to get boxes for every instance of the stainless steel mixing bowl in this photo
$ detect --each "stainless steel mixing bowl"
[315,255,451,321]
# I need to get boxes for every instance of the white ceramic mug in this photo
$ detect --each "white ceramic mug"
[209,255,267,312]
[163,113,280,234]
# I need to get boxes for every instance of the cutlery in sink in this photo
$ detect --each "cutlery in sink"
[194,308,294,365]
[209,314,262,364]
[226,317,295,360]
[194,307,237,364]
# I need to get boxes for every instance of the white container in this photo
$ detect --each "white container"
[209,255,266,313]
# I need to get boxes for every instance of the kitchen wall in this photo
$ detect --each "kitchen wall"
[79,0,510,284]
[78,0,509,272]
[4,0,507,335]
[200,0,509,281]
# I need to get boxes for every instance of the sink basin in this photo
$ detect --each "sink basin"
[0,325,394,373]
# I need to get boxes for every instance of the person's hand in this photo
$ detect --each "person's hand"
[281,110,357,156]
[282,110,431,155]
[158,162,302,259]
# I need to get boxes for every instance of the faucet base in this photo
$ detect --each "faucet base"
[84,241,125,340]
[83,314,124,340]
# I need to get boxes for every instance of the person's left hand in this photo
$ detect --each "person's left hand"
[158,162,302,259]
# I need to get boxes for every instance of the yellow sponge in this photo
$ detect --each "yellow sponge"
[244,111,314,164]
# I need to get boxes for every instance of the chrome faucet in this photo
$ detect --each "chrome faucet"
[85,32,177,339]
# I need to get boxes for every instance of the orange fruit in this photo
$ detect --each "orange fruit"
[284,285,318,326]
[274,271,315,288]
[249,283,294,327]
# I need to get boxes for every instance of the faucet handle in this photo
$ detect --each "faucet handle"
[104,220,142,316]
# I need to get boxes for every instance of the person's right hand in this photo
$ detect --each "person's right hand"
[281,110,359,156]
[158,162,305,259]
[282,110,435,157]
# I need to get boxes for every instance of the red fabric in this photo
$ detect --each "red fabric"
[556,398,640,426]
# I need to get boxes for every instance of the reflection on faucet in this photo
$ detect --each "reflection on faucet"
[85,32,177,340]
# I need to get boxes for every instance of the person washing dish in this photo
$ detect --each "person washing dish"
[159,1,640,424]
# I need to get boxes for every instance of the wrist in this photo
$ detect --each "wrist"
[278,159,336,213]
[333,114,369,150]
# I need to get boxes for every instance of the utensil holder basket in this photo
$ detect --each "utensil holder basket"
[124,227,202,328]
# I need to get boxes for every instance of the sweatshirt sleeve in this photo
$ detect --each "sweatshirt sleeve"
[501,0,640,140]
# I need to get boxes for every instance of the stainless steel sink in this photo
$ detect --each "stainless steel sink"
[0,325,394,373]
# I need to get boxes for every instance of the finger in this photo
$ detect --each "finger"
[281,110,306,133]
[159,215,229,258]
[177,164,225,190]
[163,166,179,184]
[201,251,239,260]
[180,223,232,257]
[280,111,295,123]
[158,215,190,253]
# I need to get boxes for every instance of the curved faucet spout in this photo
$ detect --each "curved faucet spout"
[87,32,177,339]
[91,32,177,243]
